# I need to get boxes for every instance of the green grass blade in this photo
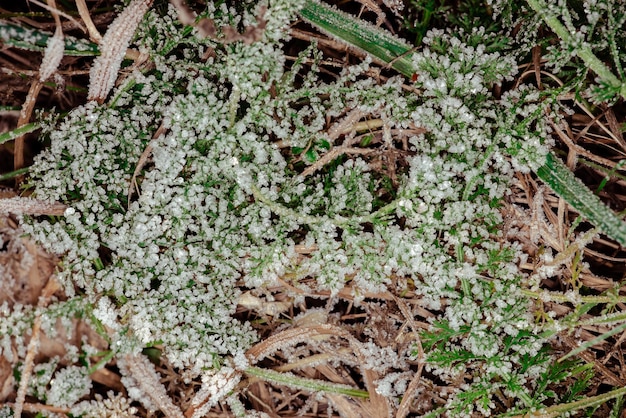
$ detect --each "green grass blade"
[245,366,369,398]
[299,0,416,78]
[0,167,29,182]
[0,21,99,56]
[0,122,41,145]
[536,152,626,246]
[535,385,626,417]
[558,321,626,363]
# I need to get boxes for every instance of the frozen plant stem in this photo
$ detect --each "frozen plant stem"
[521,289,626,305]
[88,0,152,102]
[525,0,626,99]
[251,185,398,227]
[244,366,369,398]
[509,385,626,418]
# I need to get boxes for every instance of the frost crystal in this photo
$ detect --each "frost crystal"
[47,366,92,407]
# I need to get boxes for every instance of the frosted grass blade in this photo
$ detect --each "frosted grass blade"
[0,122,40,145]
[536,153,626,246]
[245,366,369,398]
[532,382,626,417]
[0,21,99,56]
[299,0,416,78]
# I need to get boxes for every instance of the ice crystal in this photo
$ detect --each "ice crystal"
[47,365,92,407]
[72,391,139,418]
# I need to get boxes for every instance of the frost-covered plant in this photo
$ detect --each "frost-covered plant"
[0,0,573,415]
[47,365,93,407]
[488,0,626,102]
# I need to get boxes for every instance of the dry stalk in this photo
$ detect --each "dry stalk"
[276,276,396,301]
[530,186,565,251]
[549,118,622,169]
[245,324,391,417]
[13,278,62,418]
[600,106,626,152]
[0,196,68,216]
[13,0,67,176]
[301,147,374,178]
[559,333,625,387]
[14,80,42,173]
[75,0,103,43]
[184,368,239,418]
[27,0,85,30]
[88,0,153,103]
[128,122,168,203]
[394,296,425,418]
[273,349,353,372]
[301,109,366,178]
[354,0,387,26]
[290,27,352,54]
[245,324,354,364]
[7,402,69,415]
[326,393,364,417]
[120,353,184,418]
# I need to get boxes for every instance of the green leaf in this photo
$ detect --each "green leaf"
[0,122,41,145]
[304,148,318,163]
[0,21,99,56]
[536,152,626,246]
[299,0,416,78]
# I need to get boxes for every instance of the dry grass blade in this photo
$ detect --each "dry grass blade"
[75,0,103,43]
[88,0,153,103]
[184,368,239,418]
[0,196,68,216]
[13,278,61,418]
[39,26,64,82]
[245,324,355,364]
[119,354,184,418]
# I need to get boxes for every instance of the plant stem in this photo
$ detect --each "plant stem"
[251,184,398,227]
[524,0,625,98]
[245,366,369,398]
[522,288,626,305]
[508,385,626,417]
[0,167,29,182]
[0,122,41,145]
